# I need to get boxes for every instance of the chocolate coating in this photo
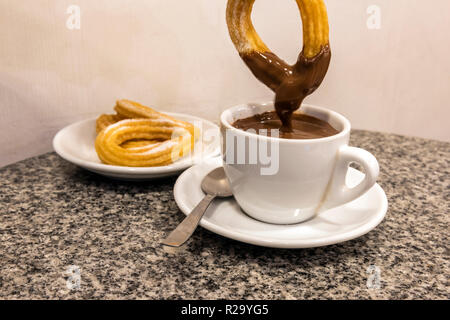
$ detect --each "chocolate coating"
[241,45,331,127]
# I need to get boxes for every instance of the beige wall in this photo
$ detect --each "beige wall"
[1,0,449,167]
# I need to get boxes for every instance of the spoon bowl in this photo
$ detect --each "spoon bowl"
[162,167,232,247]
[201,167,233,197]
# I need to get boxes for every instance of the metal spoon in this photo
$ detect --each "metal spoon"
[162,167,233,247]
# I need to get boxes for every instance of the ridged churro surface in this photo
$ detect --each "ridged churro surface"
[94,100,199,167]
[226,0,329,58]
[226,0,331,126]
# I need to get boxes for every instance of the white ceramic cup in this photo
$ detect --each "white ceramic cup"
[220,102,379,224]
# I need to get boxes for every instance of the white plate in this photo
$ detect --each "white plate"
[53,113,220,180]
[174,157,388,248]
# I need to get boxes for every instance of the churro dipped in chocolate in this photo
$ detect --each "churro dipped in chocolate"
[226,0,331,128]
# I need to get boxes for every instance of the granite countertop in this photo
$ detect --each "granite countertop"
[0,130,448,299]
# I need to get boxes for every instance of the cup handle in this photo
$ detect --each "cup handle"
[321,146,379,211]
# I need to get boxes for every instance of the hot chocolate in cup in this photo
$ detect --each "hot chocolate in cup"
[220,102,379,224]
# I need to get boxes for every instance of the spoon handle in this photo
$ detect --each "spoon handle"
[162,193,216,247]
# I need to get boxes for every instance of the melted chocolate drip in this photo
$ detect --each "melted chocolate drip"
[241,45,331,128]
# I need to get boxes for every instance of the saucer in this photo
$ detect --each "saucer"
[53,113,220,180]
[173,157,388,248]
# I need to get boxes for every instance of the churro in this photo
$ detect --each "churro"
[115,99,198,147]
[226,0,331,126]
[94,100,199,167]
[96,114,124,134]
[226,0,329,58]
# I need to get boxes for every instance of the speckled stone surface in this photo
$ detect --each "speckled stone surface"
[0,130,448,299]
